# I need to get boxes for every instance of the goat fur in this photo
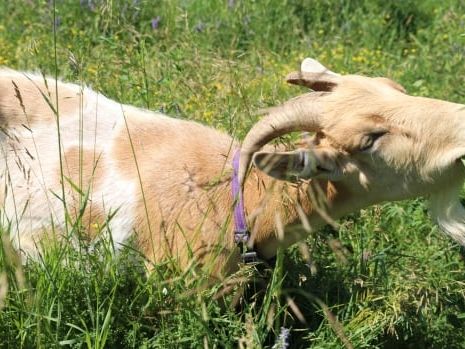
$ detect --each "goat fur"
[1,61,465,277]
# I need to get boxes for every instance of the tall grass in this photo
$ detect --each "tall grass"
[1,0,465,348]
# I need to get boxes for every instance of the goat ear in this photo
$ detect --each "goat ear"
[301,58,340,76]
[286,58,341,91]
[252,149,340,181]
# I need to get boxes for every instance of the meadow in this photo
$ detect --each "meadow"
[1,0,465,347]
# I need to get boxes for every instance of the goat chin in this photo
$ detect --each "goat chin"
[429,185,465,247]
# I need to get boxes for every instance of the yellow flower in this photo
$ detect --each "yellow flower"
[87,65,97,75]
[203,110,214,122]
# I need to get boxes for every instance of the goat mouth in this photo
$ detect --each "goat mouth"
[316,165,330,172]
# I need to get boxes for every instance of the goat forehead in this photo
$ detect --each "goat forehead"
[322,96,443,140]
[339,74,403,93]
[322,112,389,138]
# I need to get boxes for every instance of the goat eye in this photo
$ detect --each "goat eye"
[359,132,386,152]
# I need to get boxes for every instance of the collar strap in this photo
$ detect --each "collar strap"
[232,149,258,264]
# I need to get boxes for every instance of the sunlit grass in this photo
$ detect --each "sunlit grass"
[1,0,465,348]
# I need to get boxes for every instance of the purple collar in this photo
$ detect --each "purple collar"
[232,149,257,263]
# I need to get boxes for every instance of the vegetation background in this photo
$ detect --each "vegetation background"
[1,0,465,348]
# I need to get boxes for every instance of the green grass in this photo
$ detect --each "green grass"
[1,0,465,347]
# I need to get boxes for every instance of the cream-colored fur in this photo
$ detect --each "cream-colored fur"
[253,59,465,255]
[1,62,465,278]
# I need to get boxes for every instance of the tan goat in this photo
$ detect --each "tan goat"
[1,59,464,277]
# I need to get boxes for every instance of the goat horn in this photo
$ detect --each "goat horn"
[238,92,325,185]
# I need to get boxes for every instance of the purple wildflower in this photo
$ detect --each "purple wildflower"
[80,0,95,10]
[194,21,206,32]
[53,16,61,30]
[272,327,290,349]
[151,16,161,30]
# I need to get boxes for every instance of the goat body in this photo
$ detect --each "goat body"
[1,60,465,276]
[0,69,314,274]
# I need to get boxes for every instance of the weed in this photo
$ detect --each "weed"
[1,1,465,348]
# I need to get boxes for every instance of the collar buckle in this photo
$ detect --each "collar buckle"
[241,251,258,264]
[234,229,258,264]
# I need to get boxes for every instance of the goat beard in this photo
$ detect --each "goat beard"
[429,183,465,247]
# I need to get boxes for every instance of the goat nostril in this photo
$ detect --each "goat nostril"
[301,154,306,168]
[298,151,306,169]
